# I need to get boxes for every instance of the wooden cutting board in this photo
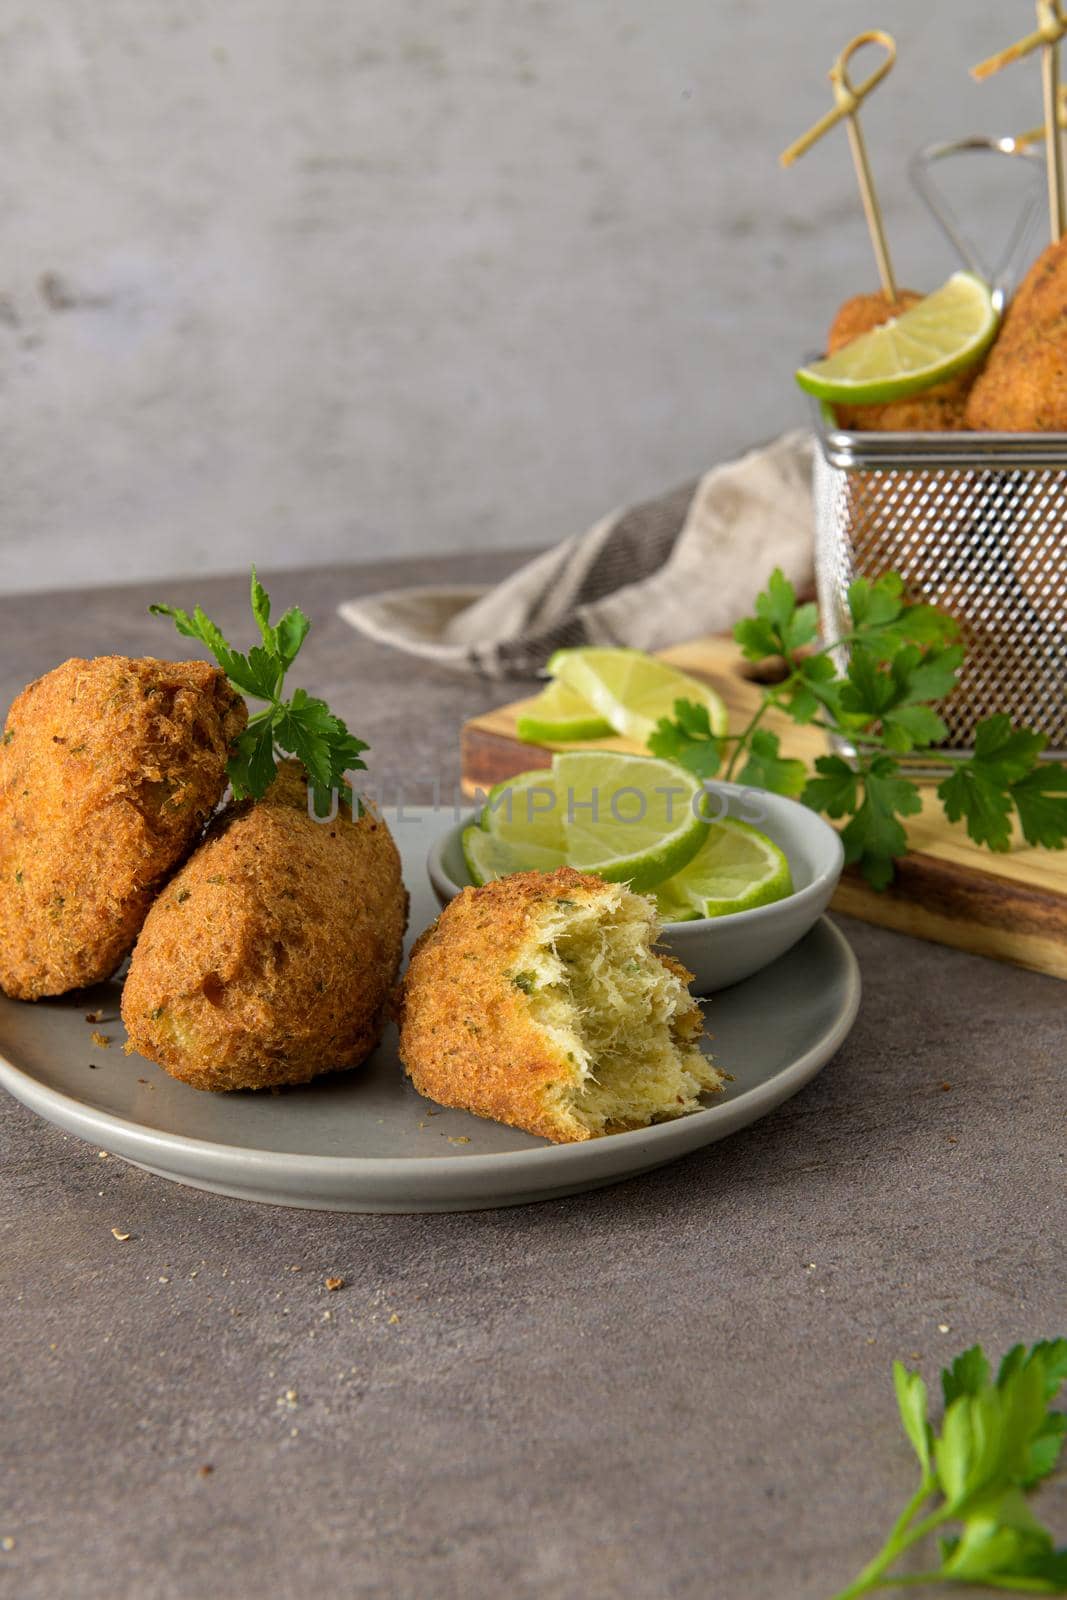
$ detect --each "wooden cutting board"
[461,636,1067,981]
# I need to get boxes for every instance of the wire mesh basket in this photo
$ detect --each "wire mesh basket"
[811,134,1066,762]
[812,414,1067,758]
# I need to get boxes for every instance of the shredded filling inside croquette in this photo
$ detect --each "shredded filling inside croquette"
[516,893,718,1136]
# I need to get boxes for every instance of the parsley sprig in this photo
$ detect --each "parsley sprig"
[830,1340,1067,1597]
[151,570,368,815]
[648,569,1067,889]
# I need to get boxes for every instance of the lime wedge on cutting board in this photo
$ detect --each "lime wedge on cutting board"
[515,679,613,743]
[546,647,728,746]
[795,272,998,405]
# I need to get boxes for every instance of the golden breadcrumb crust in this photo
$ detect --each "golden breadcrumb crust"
[827,290,975,432]
[965,236,1067,430]
[0,656,246,1000]
[121,761,408,1091]
[397,867,708,1144]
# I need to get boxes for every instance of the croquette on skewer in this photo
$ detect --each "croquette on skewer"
[828,290,976,431]
[0,656,246,1000]
[398,868,722,1143]
[121,761,408,1091]
[965,234,1067,430]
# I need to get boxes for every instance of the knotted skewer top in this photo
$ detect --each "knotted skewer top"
[780,31,900,302]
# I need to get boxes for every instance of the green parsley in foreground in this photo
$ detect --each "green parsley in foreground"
[151,570,368,815]
[829,1340,1067,1598]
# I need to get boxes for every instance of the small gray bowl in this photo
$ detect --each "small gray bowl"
[427,782,845,994]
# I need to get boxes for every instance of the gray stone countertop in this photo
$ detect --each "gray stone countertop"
[1,560,1064,1600]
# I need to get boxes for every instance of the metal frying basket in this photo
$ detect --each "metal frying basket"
[812,136,1067,759]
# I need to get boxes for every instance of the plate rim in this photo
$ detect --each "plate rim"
[0,918,861,1186]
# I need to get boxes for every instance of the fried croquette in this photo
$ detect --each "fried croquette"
[121,761,408,1091]
[828,289,923,351]
[965,235,1067,430]
[0,656,246,1000]
[397,868,721,1143]
[828,290,975,431]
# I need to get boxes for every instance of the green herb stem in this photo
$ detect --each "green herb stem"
[723,696,776,781]
[648,567,1067,888]
[150,569,368,810]
[830,1505,953,1600]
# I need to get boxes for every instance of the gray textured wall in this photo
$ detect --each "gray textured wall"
[0,3,1043,593]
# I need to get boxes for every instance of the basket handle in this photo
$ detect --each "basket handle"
[909,137,1046,307]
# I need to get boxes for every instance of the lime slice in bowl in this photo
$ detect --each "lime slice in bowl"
[515,679,613,743]
[657,816,793,918]
[795,271,997,406]
[463,826,564,886]
[472,752,710,893]
[480,769,567,855]
[652,879,703,923]
[546,647,728,746]
[551,750,707,892]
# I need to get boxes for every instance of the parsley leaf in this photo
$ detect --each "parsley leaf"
[783,653,842,724]
[942,1346,991,1407]
[830,1340,1067,1599]
[733,567,817,660]
[152,569,368,812]
[1010,765,1067,851]
[894,1360,932,1476]
[650,567,1067,890]
[148,601,281,701]
[735,729,807,797]
[938,717,1067,853]
[648,698,723,780]
[803,754,859,818]
[840,757,923,890]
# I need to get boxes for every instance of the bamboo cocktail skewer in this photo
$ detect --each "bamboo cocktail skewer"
[781,30,900,302]
[1017,80,1067,148]
[973,1,1067,240]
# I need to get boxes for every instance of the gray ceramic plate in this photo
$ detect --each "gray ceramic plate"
[0,807,861,1213]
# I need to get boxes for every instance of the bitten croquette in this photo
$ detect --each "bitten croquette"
[397,868,721,1143]
[0,656,246,1000]
[121,761,408,1091]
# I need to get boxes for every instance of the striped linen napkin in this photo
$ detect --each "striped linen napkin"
[339,431,814,680]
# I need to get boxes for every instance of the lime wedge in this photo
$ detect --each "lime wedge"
[656,816,793,919]
[551,750,706,891]
[652,879,703,923]
[515,679,614,744]
[473,751,708,892]
[463,826,564,886]
[796,272,997,405]
[480,769,567,856]
[547,647,728,746]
